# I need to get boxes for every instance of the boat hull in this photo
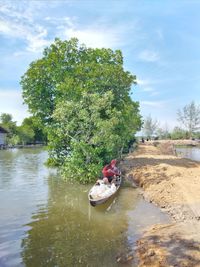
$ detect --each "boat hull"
[89,196,110,207]
[88,176,121,207]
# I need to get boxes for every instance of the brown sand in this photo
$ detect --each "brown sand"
[122,144,200,267]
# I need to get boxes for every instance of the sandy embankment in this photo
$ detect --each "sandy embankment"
[145,139,200,147]
[122,144,200,267]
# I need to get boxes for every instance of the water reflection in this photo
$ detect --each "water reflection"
[21,176,141,267]
[0,148,49,267]
[0,149,169,267]
[176,146,200,162]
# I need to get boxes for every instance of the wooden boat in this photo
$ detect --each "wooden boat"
[88,176,122,207]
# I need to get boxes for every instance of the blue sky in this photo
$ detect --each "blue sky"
[0,0,200,129]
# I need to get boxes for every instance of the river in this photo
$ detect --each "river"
[176,146,200,162]
[0,148,169,267]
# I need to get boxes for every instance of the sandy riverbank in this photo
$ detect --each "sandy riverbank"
[122,144,200,267]
[143,139,200,147]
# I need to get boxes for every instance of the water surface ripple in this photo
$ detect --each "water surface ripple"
[0,148,169,267]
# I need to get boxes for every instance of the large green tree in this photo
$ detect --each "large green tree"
[21,38,131,124]
[21,38,141,182]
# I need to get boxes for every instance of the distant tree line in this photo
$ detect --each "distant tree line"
[142,101,200,140]
[0,113,47,146]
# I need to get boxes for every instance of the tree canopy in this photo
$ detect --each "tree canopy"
[170,127,188,140]
[142,115,159,139]
[21,38,142,183]
[0,113,17,139]
[177,101,200,138]
[0,113,46,146]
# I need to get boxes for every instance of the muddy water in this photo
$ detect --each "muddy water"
[176,146,200,161]
[0,148,169,267]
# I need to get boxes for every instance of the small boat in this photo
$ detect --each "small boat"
[88,176,122,206]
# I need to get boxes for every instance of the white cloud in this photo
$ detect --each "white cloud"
[140,87,160,96]
[137,77,170,86]
[141,87,154,92]
[53,15,127,49]
[0,89,30,125]
[45,16,75,28]
[26,27,50,52]
[0,19,18,37]
[137,78,159,96]
[140,100,166,108]
[136,78,149,86]
[64,27,119,48]
[0,1,123,53]
[138,50,159,62]
[1,0,135,57]
[0,2,50,53]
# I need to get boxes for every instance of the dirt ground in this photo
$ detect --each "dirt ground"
[121,143,200,267]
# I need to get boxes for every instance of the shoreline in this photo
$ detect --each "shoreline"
[0,144,45,150]
[121,143,200,267]
[144,139,200,147]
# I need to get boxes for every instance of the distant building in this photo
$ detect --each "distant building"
[0,126,8,145]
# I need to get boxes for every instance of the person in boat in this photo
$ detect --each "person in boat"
[102,159,121,184]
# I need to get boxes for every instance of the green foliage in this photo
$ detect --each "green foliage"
[193,132,200,139]
[17,125,35,145]
[49,92,117,182]
[21,38,135,124]
[0,113,46,146]
[177,101,200,138]
[48,91,141,182]
[156,124,171,140]
[21,116,47,144]
[8,134,20,146]
[21,38,142,183]
[0,113,18,145]
[0,113,13,124]
[170,127,188,140]
[0,113,17,138]
[143,115,159,139]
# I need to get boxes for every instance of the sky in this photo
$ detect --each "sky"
[0,0,200,129]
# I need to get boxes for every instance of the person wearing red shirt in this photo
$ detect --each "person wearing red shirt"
[102,159,120,184]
